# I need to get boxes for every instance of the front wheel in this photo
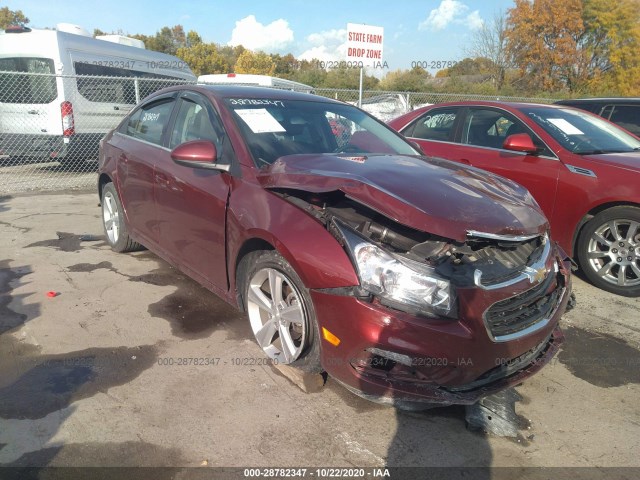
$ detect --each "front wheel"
[577,206,640,297]
[238,251,322,372]
[101,182,142,253]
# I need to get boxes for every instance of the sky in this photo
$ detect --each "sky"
[6,0,516,74]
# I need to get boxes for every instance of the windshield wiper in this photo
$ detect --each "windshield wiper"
[578,149,632,155]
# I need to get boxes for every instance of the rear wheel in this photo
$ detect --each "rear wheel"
[577,206,640,297]
[238,251,322,372]
[101,182,142,253]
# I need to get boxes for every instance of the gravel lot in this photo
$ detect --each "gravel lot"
[0,159,95,195]
[0,192,639,478]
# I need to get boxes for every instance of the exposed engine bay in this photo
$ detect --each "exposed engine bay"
[277,189,547,287]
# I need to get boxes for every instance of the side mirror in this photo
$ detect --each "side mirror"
[170,140,230,172]
[502,133,538,155]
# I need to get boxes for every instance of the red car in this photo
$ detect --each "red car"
[389,102,640,297]
[98,86,571,407]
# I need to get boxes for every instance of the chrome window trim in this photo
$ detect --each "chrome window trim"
[406,136,559,161]
[114,131,170,151]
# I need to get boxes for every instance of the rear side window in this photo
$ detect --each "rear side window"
[74,62,186,104]
[0,57,57,104]
[608,105,640,136]
[405,109,459,141]
[123,99,174,145]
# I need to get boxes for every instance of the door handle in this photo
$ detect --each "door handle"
[460,158,471,165]
[154,172,169,188]
[28,110,39,115]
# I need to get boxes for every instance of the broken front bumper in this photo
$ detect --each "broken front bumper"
[313,251,571,406]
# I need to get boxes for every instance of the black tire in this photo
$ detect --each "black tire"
[101,182,142,253]
[576,206,640,297]
[237,250,322,372]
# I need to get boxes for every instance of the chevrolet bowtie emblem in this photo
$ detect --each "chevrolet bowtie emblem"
[523,265,547,284]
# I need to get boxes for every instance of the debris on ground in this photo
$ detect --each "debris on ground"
[465,388,523,437]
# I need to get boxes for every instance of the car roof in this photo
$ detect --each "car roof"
[555,98,640,104]
[148,84,338,104]
[415,100,565,110]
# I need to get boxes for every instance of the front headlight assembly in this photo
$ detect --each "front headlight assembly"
[333,219,455,317]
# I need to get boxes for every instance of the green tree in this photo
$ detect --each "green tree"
[186,30,202,48]
[0,6,29,29]
[322,67,378,90]
[234,50,276,75]
[271,53,298,77]
[287,60,328,87]
[218,45,245,72]
[436,57,494,77]
[379,67,432,92]
[134,25,186,55]
[176,42,231,76]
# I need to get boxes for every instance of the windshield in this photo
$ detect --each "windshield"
[520,106,640,155]
[225,98,419,167]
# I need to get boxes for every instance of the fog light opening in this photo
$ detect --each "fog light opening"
[367,347,413,367]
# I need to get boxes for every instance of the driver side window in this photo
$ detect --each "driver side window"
[170,99,220,150]
[462,108,551,155]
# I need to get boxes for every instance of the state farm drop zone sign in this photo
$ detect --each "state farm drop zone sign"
[346,23,386,68]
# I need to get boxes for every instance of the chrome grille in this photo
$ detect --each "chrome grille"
[484,271,562,341]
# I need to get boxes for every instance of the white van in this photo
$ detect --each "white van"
[198,73,315,94]
[0,24,196,165]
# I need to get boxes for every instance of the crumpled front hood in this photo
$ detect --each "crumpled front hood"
[257,154,548,242]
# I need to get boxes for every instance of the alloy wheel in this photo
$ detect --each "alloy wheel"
[102,191,120,244]
[246,268,307,363]
[586,219,640,287]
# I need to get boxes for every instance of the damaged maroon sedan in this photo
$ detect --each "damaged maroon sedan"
[98,86,572,407]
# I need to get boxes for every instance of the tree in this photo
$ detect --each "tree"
[287,60,328,87]
[234,50,276,76]
[505,0,640,95]
[134,25,187,55]
[581,0,640,95]
[436,57,494,77]
[93,28,106,37]
[506,0,587,92]
[271,53,298,77]
[186,30,202,48]
[466,12,511,89]
[323,67,378,90]
[218,45,245,72]
[379,67,432,92]
[0,6,29,29]
[176,43,231,76]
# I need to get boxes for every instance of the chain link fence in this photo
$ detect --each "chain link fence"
[0,72,558,194]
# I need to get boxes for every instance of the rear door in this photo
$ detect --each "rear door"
[401,106,462,159]
[111,93,177,247]
[154,91,231,292]
[0,57,61,154]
